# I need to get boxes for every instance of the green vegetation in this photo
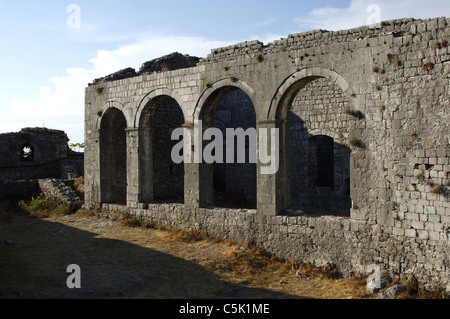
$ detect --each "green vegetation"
[118,212,155,229]
[19,194,71,218]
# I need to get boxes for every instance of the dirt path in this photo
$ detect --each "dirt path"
[0,209,375,299]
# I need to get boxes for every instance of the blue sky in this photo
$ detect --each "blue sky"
[0,0,449,145]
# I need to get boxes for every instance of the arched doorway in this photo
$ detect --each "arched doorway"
[138,96,185,204]
[100,107,127,205]
[199,86,257,209]
[272,70,355,216]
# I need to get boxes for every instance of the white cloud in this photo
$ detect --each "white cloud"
[248,33,286,45]
[1,34,234,143]
[295,0,450,31]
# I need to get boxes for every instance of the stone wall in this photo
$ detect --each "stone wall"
[0,128,84,200]
[85,17,449,291]
[289,78,352,214]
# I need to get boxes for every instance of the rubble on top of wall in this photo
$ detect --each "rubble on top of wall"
[90,52,201,85]
[138,52,200,75]
[91,67,137,86]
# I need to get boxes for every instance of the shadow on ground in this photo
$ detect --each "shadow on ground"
[0,209,302,299]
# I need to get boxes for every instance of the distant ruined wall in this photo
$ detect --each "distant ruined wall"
[0,128,83,200]
[85,17,450,291]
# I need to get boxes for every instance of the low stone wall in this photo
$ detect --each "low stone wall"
[102,203,449,292]
[38,179,82,210]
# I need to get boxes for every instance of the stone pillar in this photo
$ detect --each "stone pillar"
[126,128,139,208]
[257,119,290,216]
[84,129,101,209]
[184,124,214,208]
[137,127,153,207]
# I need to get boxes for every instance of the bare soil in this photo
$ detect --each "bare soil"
[0,206,376,299]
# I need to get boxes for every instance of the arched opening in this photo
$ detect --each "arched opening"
[200,87,257,209]
[20,145,35,162]
[100,107,127,205]
[279,76,353,216]
[139,96,185,204]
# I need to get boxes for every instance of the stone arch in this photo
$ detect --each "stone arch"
[195,79,257,209]
[270,68,355,215]
[137,93,185,204]
[268,68,357,121]
[99,107,127,205]
[135,88,186,128]
[96,101,130,130]
[193,78,257,123]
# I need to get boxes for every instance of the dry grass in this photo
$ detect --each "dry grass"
[118,212,155,229]
[73,176,84,201]
[435,40,447,49]
[228,75,238,83]
[160,64,170,72]
[344,108,361,118]
[168,228,214,243]
[118,220,355,294]
[94,86,103,94]
[116,219,360,296]
[202,238,375,299]
[349,137,361,147]
[2,203,446,299]
[255,53,263,62]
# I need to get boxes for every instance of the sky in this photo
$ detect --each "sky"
[0,0,449,146]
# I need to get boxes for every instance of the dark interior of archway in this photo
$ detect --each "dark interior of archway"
[151,97,185,202]
[288,78,351,216]
[100,108,127,205]
[211,89,257,209]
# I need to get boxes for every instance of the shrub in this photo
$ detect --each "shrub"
[19,194,71,218]
[435,40,447,49]
[344,108,361,118]
[430,183,444,194]
[94,86,103,94]
[119,212,155,229]
[422,62,434,72]
[228,75,238,83]
[348,137,361,147]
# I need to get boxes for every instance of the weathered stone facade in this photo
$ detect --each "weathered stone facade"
[85,18,449,291]
[0,128,84,200]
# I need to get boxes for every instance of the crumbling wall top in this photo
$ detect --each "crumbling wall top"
[91,52,201,85]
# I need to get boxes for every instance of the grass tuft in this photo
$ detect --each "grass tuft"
[118,212,155,229]
[422,62,434,72]
[228,75,238,83]
[18,194,72,218]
